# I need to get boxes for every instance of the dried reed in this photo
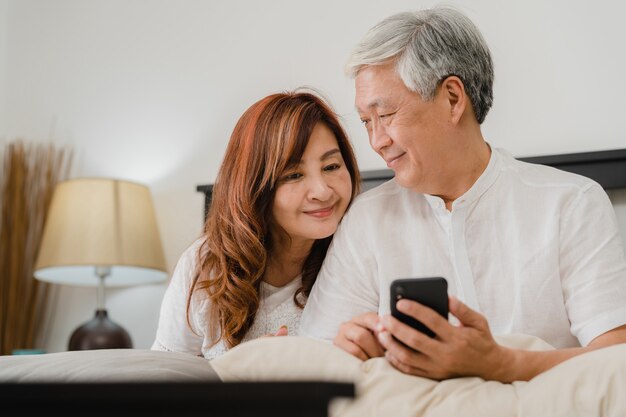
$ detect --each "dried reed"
[0,141,72,355]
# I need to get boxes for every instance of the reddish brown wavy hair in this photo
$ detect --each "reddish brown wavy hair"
[188,91,360,348]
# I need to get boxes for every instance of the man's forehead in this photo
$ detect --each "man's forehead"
[354,67,400,112]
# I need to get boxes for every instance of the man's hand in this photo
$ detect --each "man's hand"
[379,297,626,382]
[377,296,513,381]
[334,312,386,361]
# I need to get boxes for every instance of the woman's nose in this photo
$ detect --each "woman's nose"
[307,175,333,201]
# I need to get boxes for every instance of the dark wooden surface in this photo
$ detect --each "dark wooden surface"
[0,381,355,417]
[518,148,626,190]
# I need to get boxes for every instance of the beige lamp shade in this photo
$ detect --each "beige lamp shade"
[34,178,168,287]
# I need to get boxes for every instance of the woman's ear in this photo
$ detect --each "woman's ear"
[440,76,467,125]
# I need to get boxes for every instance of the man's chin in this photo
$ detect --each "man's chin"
[393,171,419,190]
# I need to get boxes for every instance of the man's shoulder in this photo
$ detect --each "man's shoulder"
[353,178,410,205]
[336,178,432,240]
[497,149,600,194]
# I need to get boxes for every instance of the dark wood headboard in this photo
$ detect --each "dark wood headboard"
[0,381,354,417]
[197,148,626,217]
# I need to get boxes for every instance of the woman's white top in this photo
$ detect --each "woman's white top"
[152,240,304,359]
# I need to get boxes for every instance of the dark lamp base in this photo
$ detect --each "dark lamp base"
[68,309,133,351]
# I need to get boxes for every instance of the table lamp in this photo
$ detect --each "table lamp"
[34,178,168,350]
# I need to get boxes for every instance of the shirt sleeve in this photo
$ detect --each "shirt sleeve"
[151,240,206,355]
[299,203,380,340]
[560,182,626,346]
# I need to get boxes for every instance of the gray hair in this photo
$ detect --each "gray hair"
[347,8,494,124]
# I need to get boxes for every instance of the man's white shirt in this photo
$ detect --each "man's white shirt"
[300,148,626,348]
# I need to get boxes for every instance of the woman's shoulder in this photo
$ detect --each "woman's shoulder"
[181,237,206,264]
[168,237,207,290]
[178,237,206,269]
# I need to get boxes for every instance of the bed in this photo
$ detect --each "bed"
[2,148,625,416]
[0,348,353,416]
[1,334,626,416]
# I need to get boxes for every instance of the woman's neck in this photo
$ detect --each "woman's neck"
[264,237,313,287]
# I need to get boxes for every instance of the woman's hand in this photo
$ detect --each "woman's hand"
[334,312,385,360]
[274,325,289,336]
[263,325,289,338]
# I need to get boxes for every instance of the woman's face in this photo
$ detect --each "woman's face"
[272,122,353,248]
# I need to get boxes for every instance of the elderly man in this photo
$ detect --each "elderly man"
[300,7,626,382]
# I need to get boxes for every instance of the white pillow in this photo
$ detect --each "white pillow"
[211,333,553,383]
[211,335,544,417]
[211,336,360,382]
[0,349,218,382]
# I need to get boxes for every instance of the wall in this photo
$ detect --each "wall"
[0,0,7,134]
[609,189,626,241]
[2,0,625,352]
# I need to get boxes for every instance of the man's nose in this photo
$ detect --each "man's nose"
[369,121,392,153]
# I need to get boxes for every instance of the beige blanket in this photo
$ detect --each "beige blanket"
[211,335,626,417]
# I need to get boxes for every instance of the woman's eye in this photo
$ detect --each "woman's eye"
[283,172,302,181]
[324,163,341,172]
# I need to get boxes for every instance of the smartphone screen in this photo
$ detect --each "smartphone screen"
[390,277,448,338]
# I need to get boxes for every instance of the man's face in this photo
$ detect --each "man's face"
[355,62,453,195]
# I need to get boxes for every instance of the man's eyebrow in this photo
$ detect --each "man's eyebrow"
[355,99,390,114]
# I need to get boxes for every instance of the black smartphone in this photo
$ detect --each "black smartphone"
[390,277,448,338]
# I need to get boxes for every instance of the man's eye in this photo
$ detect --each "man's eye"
[360,119,370,126]
[283,172,302,181]
[324,163,341,172]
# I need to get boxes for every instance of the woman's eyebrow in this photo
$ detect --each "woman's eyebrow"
[298,148,341,165]
[320,149,341,161]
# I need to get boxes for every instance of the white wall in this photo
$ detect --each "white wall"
[0,0,7,133]
[2,0,625,352]
[609,189,626,243]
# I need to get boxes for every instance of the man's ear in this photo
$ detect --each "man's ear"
[440,76,467,125]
